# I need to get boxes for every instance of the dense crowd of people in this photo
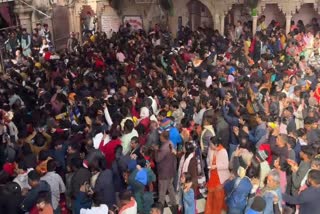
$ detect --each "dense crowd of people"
[1,14,320,214]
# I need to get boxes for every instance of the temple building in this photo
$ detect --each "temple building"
[10,0,320,48]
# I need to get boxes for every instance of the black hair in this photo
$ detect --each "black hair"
[246,157,261,179]
[308,169,320,185]
[17,161,27,171]
[185,142,195,156]
[183,172,193,183]
[158,110,167,118]
[70,157,83,169]
[136,158,146,168]
[109,124,120,139]
[287,136,297,149]
[170,100,179,109]
[119,190,133,201]
[36,191,51,204]
[151,202,164,213]
[210,136,222,146]
[124,120,134,132]
[28,170,40,181]
[69,142,80,152]
[92,192,104,206]
[136,123,146,135]
[47,159,57,172]
[130,136,139,144]
[301,145,315,159]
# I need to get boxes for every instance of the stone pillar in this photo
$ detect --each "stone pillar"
[220,14,225,36]
[214,13,220,31]
[75,14,81,42]
[252,15,258,35]
[286,14,292,35]
[69,6,75,33]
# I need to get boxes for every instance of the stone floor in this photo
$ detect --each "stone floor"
[163,194,206,214]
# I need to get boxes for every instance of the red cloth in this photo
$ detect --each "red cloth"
[249,38,256,54]
[131,105,139,119]
[126,64,135,75]
[55,128,65,134]
[139,117,150,134]
[99,138,121,168]
[94,58,105,70]
[3,162,15,176]
[258,143,272,165]
[314,87,320,103]
[30,206,39,214]
[144,155,155,169]
[138,134,147,146]
[182,52,192,63]
[44,52,51,61]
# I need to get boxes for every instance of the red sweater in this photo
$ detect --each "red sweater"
[99,138,121,168]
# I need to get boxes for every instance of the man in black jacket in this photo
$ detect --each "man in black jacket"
[0,182,23,214]
[282,169,320,214]
[20,170,51,212]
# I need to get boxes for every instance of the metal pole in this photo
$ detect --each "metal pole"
[0,48,5,74]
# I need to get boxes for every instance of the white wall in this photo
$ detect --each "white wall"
[121,0,165,30]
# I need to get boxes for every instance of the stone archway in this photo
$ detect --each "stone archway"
[226,4,252,26]
[187,0,213,30]
[199,0,235,34]
[261,4,286,27]
[79,5,95,32]
[293,3,320,28]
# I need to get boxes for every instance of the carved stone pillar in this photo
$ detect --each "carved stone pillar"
[214,13,220,31]
[69,6,75,33]
[75,14,81,42]
[252,15,258,35]
[286,14,292,35]
[220,14,225,36]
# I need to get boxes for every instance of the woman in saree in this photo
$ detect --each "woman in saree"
[205,137,230,214]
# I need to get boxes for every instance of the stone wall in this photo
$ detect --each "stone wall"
[13,0,320,42]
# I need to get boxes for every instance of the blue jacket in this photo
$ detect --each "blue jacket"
[263,188,282,214]
[179,188,195,214]
[224,177,253,210]
[169,127,182,149]
[294,139,302,164]
[222,105,239,145]
[248,123,267,145]
[73,192,92,214]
